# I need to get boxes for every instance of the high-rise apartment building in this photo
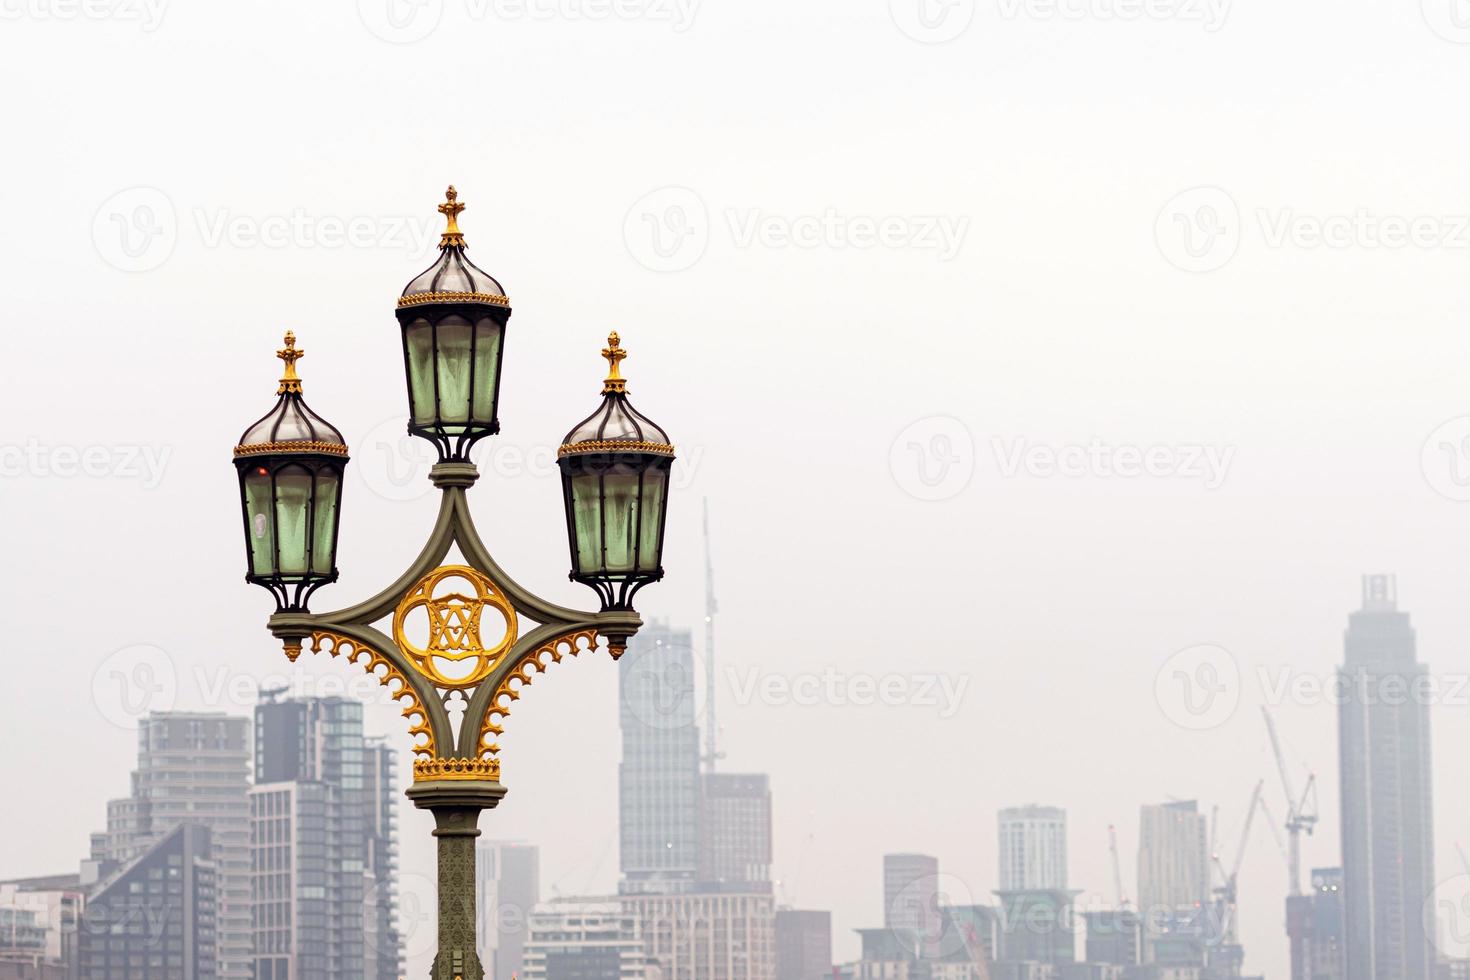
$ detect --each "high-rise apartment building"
[78,822,217,980]
[251,693,401,980]
[619,621,702,892]
[1136,801,1208,913]
[1338,575,1435,980]
[521,899,656,980]
[476,842,540,979]
[621,888,776,980]
[100,713,252,980]
[701,774,773,884]
[998,806,1067,892]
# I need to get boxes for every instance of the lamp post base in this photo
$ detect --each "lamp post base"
[406,780,508,980]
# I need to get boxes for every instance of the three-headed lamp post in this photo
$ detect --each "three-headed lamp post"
[231,186,676,980]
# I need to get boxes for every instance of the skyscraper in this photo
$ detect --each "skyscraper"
[883,854,940,938]
[251,693,402,980]
[700,774,773,884]
[1338,575,1435,980]
[476,842,540,979]
[775,910,831,980]
[1286,868,1345,980]
[521,900,657,980]
[1137,800,1208,964]
[998,805,1067,892]
[100,713,252,980]
[619,621,702,891]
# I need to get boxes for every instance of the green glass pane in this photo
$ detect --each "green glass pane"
[637,466,668,573]
[311,471,339,575]
[435,316,472,426]
[405,321,436,426]
[274,469,313,576]
[571,474,602,575]
[244,470,276,577]
[602,470,640,574]
[470,319,502,424]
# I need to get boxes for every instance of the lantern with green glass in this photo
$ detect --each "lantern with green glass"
[396,185,511,462]
[558,332,676,611]
[233,332,349,611]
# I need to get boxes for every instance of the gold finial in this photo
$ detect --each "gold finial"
[277,331,304,394]
[602,332,628,394]
[438,185,466,248]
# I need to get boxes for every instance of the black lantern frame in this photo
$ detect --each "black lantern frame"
[558,448,674,610]
[234,447,348,611]
[395,300,511,462]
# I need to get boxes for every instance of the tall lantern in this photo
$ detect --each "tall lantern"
[397,185,512,462]
[232,332,349,611]
[557,333,675,610]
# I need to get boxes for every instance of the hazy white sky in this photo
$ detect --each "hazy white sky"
[7,0,1470,975]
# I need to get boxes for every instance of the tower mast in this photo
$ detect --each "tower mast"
[702,499,721,772]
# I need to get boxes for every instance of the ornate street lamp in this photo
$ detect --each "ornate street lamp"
[232,187,674,980]
[397,185,511,462]
[558,332,676,610]
[232,331,349,611]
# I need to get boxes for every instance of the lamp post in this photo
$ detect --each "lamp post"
[231,187,676,980]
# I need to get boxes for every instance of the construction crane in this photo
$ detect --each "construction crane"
[1262,707,1319,897]
[1212,780,1265,950]
[701,499,723,772]
[1108,824,1131,909]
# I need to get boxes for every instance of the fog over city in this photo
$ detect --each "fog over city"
[6,2,1470,978]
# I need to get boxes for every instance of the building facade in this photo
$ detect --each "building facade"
[999,806,1068,893]
[476,842,540,979]
[1286,868,1344,980]
[700,775,773,885]
[1136,800,1208,963]
[100,714,251,980]
[251,694,401,980]
[521,900,656,980]
[1338,575,1435,980]
[621,888,775,980]
[78,823,217,980]
[620,622,703,892]
[884,855,941,940]
[774,910,830,980]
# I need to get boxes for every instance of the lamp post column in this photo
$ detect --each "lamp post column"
[407,782,507,980]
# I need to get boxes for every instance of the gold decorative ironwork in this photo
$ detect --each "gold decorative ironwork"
[277,331,304,395]
[234,440,349,458]
[438,185,467,248]
[304,631,435,758]
[556,439,676,458]
[477,629,599,759]
[393,565,516,690]
[396,290,511,309]
[413,756,501,782]
[602,331,628,394]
